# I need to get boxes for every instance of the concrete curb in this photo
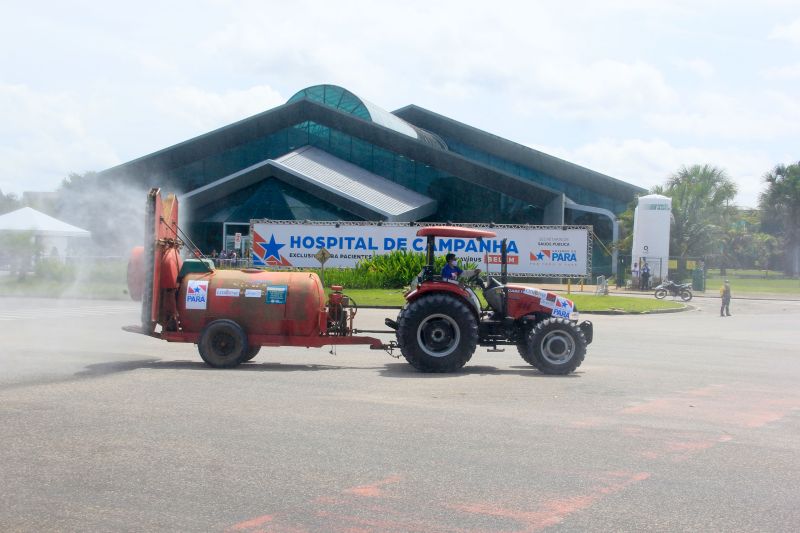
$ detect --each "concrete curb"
[584,304,691,315]
[360,304,692,315]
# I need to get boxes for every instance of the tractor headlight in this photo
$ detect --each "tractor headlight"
[569,311,580,321]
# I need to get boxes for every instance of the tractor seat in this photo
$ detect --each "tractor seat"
[483,276,504,313]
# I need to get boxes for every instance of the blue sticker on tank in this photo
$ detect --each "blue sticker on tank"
[265,285,288,304]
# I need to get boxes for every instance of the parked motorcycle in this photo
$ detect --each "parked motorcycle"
[654,280,693,301]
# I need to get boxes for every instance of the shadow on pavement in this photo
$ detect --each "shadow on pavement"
[73,359,583,380]
[379,362,582,379]
[74,359,355,377]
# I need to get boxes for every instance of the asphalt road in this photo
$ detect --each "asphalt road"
[1,295,799,532]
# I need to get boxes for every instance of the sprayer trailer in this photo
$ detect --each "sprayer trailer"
[125,189,592,373]
[124,189,387,368]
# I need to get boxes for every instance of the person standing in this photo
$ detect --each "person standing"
[640,262,651,290]
[720,279,732,317]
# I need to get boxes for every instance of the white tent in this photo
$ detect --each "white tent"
[0,207,91,258]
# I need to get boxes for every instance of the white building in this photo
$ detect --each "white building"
[0,207,91,259]
[631,194,672,282]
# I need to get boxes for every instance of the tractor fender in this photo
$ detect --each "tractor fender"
[406,282,481,315]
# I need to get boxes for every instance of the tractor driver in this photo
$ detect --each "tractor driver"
[442,253,482,285]
[441,253,463,280]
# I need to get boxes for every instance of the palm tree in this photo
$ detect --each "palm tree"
[760,162,800,276]
[662,164,737,277]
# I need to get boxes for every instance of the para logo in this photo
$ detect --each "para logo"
[186,280,209,310]
[529,250,578,262]
[252,230,292,267]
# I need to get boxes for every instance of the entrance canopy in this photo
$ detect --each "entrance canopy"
[181,146,437,222]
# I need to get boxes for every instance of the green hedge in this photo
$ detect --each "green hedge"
[310,250,478,289]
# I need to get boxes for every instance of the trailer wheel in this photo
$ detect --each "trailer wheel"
[397,293,477,372]
[198,319,248,368]
[242,345,261,362]
[522,318,586,375]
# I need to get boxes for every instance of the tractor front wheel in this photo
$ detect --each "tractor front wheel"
[521,318,586,375]
[198,319,248,368]
[397,294,478,372]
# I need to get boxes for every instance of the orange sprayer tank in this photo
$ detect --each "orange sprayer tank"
[176,270,326,337]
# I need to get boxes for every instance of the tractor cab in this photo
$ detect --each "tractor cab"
[410,226,508,316]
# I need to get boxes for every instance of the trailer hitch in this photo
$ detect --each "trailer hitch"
[382,340,400,358]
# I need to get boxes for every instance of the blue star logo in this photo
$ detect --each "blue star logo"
[258,235,285,262]
[536,252,545,260]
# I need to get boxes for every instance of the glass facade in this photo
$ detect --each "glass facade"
[288,84,448,150]
[165,121,543,231]
[443,137,628,214]
[288,85,371,120]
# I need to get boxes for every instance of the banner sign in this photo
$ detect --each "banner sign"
[250,221,592,277]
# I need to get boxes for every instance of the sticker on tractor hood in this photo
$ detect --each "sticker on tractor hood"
[215,288,240,297]
[522,287,574,318]
[244,289,262,298]
[186,280,209,309]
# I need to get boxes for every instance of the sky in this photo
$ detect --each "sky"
[1,0,798,208]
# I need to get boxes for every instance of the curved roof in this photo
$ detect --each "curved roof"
[288,84,448,150]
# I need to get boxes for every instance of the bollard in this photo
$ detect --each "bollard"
[580,279,584,292]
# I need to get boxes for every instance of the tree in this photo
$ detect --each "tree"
[661,164,738,277]
[0,188,21,215]
[760,161,800,276]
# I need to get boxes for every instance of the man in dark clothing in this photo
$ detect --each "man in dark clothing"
[720,279,732,316]
[640,262,651,290]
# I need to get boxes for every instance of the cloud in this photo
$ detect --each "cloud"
[0,83,285,195]
[770,18,800,44]
[0,84,119,193]
[762,63,800,79]
[530,137,773,208]
[674,58,715,79]
[644,90,800,141]
[517,59,677,120]
[154,85,285,131]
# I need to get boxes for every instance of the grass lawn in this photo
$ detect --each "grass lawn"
[703,273,800,295]
[333,288,683,313]
[0,277,129,300]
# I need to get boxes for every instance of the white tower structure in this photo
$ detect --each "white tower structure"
[631,194,672,281]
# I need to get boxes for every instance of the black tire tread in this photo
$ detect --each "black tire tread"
[524,318,586,375]
[242,345,261,362]
[396,293,477,373]
[198,319,248,368]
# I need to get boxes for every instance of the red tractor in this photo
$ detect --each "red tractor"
[386,226,593,374]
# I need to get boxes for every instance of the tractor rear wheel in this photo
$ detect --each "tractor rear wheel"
[397,293,477,372]
[521,318,586,375]
[198,319,248,368]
